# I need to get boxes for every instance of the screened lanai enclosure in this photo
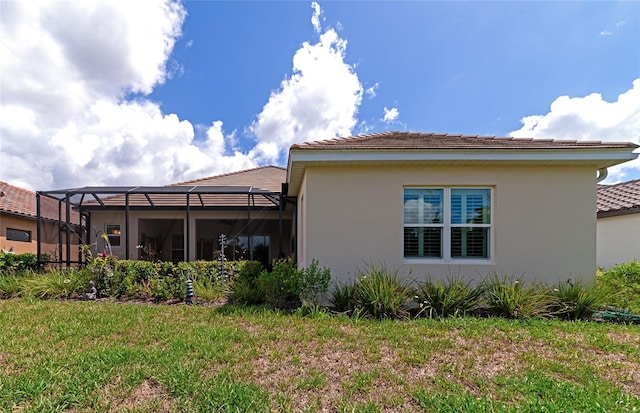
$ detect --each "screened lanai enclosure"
[36,182,294,269]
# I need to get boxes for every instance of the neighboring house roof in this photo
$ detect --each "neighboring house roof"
[0,181,76,222]
[287,132,639,195]
[597,179,640,218]
[53,166,287,210]
[174,166,285,192]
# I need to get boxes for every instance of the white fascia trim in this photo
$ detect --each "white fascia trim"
[289,149,637,163]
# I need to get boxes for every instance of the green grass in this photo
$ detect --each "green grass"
[1,299,639,412]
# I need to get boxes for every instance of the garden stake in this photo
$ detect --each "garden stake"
[185,275,194,304]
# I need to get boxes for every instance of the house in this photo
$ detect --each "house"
[37,166,293,267]
[597,179,640,268]
[286,132,638,284]
[1,181,80,258]
[38,132,638,284]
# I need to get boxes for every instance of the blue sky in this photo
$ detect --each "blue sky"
[1,1,639,190]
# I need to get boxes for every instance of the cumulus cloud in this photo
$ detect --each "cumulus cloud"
[383,106,400,123]
[311,2,322,34]
[249,25,363,163]
[0,0,255,190]
[510,79,640,183]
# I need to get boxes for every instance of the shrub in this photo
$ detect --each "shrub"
[299,258,331,306]
[258,258,302,309]
[230,261,264,305]
[352,263,413,320]
[415,276,482,318]
[552,279,609,320]
[0,253,39,273]
[329,282,356,313]
[598,260,640,314]
[480,273,557,319]
[20,269,87,299]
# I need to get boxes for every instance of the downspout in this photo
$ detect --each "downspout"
[596,168,608,183]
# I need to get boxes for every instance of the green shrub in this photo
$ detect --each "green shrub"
[415,276,482,318]
[230,261,264,305]
[0,253,39,273]
[0,272,27,298]
[258,258,301,309]
[329,282,356,313]
[352,263,413,320]
[299,258,331,306]
[480,273,557,319]
[552,279,609,320]
[598,260,640,314]
[20,269,88,299]
[193,277,230,302]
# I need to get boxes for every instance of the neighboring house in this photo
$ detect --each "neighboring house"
[597,179,640,269]
[38,166,293,268]
[38,132,638,284]
[1,181,80,258]
[287,132,637,284]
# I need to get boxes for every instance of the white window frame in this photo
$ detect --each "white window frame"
[403,187,494,264]
[105,224,121,248]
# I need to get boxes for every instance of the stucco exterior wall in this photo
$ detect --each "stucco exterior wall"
[0,214,75,257]
[297,164,597,285]
[597,214,640,269]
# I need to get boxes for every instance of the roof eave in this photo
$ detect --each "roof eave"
[286,147,638,196]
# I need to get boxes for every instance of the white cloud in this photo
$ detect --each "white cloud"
[0,0,256,190]
[510,79,640,183]
[383,106,400,123]
[249,26,363,163]
[311,2,322,34]
[365,83,379,99]
[600,30,613,36]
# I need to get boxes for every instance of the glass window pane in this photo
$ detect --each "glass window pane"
[404,189,443,224]
[7,228,31,242]
[404,227,442,258]
[451,227,489,258]
[105,224,121,246]
[403,192,420,224]
[451,189,491,224]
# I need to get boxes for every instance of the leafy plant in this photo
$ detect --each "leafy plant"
[299,258,331,306]
[480,273,557,319]
[552,279,609,320]
[415,276,482,318]
[352,263,413,320]
[598,260,640,314]
[258,258,301,309]
[230,261,264,305]
[330,282,356,313]
[0,253,39,273]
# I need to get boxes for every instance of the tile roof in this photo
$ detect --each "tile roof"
[291,131,638,150]
[0,181,77,221]
[173,166,286,192]
[597,179,640,217]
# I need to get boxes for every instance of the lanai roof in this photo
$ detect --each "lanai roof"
[39,166,287,210]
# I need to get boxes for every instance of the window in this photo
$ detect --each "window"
[7,228,31,243]
[105,224,121,247]
[404,188,491,260]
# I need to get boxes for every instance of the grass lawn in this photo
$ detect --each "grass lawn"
[1,299,639,412]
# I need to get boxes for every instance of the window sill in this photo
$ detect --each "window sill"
[403,258,495,266]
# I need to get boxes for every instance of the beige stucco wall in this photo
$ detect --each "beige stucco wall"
[597,214,640,269]
[0,213,76,258]
[297,164,597,285]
